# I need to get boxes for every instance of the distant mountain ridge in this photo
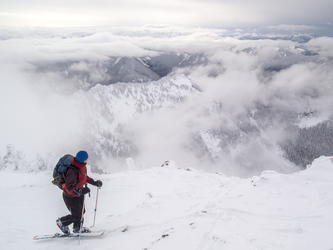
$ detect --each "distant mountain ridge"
[68,74,303,176]
[32,52,208,92]
[69,71,333,176]
[71,74,201,171]
[1,72,332,176]
[31,45,325,94]
[2,45,332,176]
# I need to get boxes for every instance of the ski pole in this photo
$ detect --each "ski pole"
[78,194,86,245]
[93,187,100,227]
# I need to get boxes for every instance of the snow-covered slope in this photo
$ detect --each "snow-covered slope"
[67,73,299,176]
[5,70,331,177]
[0,74,202,173]
[70,74,201,170]
[0,73,301,176]
[1,156,333,250]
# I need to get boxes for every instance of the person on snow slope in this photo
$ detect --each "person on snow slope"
[56,150,103,234]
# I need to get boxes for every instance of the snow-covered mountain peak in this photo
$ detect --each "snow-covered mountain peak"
[73,73,199,126]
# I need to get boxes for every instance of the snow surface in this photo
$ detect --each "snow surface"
[1,156,333,250]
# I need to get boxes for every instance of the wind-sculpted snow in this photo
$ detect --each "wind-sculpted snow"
[1,156,333,249]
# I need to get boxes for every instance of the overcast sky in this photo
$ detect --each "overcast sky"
[1,0,333,33]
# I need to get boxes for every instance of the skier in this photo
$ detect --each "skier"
[56,150,103,234]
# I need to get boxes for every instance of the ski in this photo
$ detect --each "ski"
[33,231,105,240]
[33,226,128,240]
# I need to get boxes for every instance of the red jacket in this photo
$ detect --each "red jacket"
[63,157,92,197]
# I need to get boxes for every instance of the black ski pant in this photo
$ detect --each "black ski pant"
[60,193,85,229]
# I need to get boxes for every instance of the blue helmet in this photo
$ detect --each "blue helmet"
[76,151,88,163]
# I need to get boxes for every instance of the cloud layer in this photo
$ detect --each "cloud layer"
[0,27,333,176]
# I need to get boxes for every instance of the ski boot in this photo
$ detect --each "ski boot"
[56,218,70,235]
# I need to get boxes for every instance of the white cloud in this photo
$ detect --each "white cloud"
[1,26,333,168]
[267,24,320,31]
[307,37,333,57]
[0,64,83,159]
[0,33,161,65]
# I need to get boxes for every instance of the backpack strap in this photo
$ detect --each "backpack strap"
[67,165,87,177]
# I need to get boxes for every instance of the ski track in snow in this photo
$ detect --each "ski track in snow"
[1,157,333,250]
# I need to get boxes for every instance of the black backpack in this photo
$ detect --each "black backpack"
[52,154,78,189]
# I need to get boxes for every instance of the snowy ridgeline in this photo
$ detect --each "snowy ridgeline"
[0,74,200,173]
[1,156,333,250]
[1,73,332,176]
[0,73,299,176]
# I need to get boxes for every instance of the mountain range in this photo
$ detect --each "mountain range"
[33,52,208,92]
[1,45,333,177]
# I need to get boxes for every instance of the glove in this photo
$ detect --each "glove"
[74,187,90,197]
[89,179,103,187]
[95,180,103,187]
